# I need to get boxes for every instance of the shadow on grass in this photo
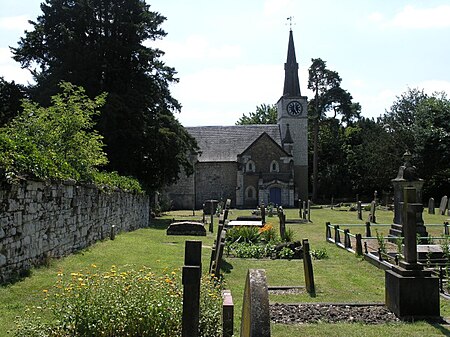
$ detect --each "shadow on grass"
[221,259,234,274]
[149,218,172,230]
[431,322,450,336]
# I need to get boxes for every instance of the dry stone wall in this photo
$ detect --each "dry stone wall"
[0,179,149,283]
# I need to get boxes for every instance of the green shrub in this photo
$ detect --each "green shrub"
[283,228,295,242]
[310,248,329,260]
[14,265,222,337]
[277,246,294,260]
[0,82,143,193]
[225,226,260,244]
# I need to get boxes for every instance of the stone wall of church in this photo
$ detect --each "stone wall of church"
[195,162,237,208]
[0,179,149,284]
[164,170,195,210]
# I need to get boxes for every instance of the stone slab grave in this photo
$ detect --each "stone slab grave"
[166,221,206,236]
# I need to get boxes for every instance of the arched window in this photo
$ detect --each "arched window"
[270,160,279,173]
[246,186,256,199]
[246,160,256,172]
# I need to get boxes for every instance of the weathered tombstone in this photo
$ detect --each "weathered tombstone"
[385,187,440,320]
[369,200,376,223]
[331,196,334,210]
[211,230,226,276]
[209,223,224,272]
[302,239,315,295]
[439,196,448,215]
[110,224,116,240]
[357,201,362,220]
[428,197,435,214]
[222,290,234,337]
[365,221,372,237]
[167,222,207,236]
[240,269,270,337]
[209,201,214,233]
[182,241,202,337]
[355,234,363,256]
[261,203,266,224]
[302,201,307,220]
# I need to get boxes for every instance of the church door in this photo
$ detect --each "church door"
[269,187,281,205]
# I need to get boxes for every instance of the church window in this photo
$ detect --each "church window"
[270,160,279,173]
[246,186,256,199]
[246,160,256,172]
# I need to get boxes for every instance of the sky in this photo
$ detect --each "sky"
[1,0,450,127]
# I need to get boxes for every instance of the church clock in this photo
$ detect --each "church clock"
[287,100,303,116]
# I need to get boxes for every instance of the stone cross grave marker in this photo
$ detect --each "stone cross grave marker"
[439,196,448,215]
[240,269,270,337]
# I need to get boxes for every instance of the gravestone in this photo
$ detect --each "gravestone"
[307,200,311,222]
[302,201,307,220]
[302,239,315,295]
[278,207,286,240]
[439,196,448,215]
[357,201,363,220]
[385,187,440,320]
[448,198,450,216]
[428,197,435,214]
[369,200,376,223]
[240,269,270,337]
[182,241,202,337]
[222,290,234,337]
[167,222,206,236]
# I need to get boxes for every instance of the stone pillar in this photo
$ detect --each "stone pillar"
[428,197,435,214]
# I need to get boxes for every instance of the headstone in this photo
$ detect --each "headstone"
[167,222,206,236]
[331,197,334,210]
[439,196,448,215]
[369,200,376,223]
[302,201,307,220]
[448,199,450,216]
[357,201,362,220]
[240,269,270,337]
[298,199,302,218]
[182,241,202,337]
[261,203,266,224]
[302,239,315,295]
[428,197,435,214]
[222,290,234,337]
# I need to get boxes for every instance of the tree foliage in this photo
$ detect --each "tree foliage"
[12,0,197,191]
[0,77,26,126]
[236,104,277,125]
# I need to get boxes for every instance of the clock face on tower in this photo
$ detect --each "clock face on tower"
[287,100,303,116]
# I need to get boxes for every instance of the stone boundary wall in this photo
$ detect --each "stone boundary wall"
[0,179,149,283]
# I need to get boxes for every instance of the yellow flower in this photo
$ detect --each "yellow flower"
[91,264,97,268]
[42,289,48,293]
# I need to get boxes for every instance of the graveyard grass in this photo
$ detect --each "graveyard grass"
[1,208,450,336]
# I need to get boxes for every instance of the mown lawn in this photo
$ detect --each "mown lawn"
[1,206,450,336]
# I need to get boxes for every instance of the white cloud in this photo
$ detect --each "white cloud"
[0,47,32,83]
[368,12,384,23]
[391,5,450,29]
[0,15,31,31]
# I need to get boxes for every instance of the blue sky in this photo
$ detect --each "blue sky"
[1,0,450,126]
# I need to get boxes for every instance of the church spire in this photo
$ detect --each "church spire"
[283,30,301,97]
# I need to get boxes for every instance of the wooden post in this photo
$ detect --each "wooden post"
[182,241,202,337]
[278,207,286,240]
[325,222,331,239]
[261,203,266,224]
[444,221,449,236]
[209,202,214,233]
[302,239,316,295]
[344,229,351,248]
[307,200,311,222]
[222,290,234,337]
[355,234,363,255]
[334,225,340,243]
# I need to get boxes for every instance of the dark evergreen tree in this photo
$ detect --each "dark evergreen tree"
[12,0,197,191]
[0,77,26,126]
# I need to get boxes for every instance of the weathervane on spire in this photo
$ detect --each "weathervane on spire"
[286,16,295,30]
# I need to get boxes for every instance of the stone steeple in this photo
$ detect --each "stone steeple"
[283,29,301,97]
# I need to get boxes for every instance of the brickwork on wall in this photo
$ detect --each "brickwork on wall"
[0,179,149,283]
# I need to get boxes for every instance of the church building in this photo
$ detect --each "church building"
[166,30,308,209]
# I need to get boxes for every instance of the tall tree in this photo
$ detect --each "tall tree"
[307,58,359,201]
[0,77,26,126]
[11,0,197,191]
[236,104,277,125]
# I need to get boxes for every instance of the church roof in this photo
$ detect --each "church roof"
[186,125,282,162]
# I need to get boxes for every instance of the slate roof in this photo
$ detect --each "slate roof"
[187,125,282,162]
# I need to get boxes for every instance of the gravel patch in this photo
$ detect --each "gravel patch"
[270,303,400,324]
